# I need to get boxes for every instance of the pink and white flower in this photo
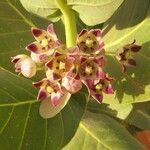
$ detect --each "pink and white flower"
[84,74,114,103]
[77,29,104,55]
[116,40,141,72]
[11,54,36,78]
[46,51,75,80]
[78,55,105,81]
[26,24,60,63]
[33,79,64,106]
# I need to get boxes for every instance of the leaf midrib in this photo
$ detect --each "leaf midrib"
[80,123,111,150]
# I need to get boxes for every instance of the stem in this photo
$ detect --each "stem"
[55,0,77,48]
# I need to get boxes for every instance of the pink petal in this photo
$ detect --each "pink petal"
[94,55,105,66]
[93,94,103,103]
[46,59,54,69]
[31,27,47,42]
[32,28,43,37]
[79,29,88,37]
[96,69,105,79]
[62,76,82,93]
[90,29,102,37]
[37,89,48,101]
[128,59,136,66]
[51,92,62,106]
[26,42,43,54]
[105,85,114,94]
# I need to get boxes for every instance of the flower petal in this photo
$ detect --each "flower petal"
[79,29,88,37]
[31,27,47,42]
[39,92,71,118]
[128,58,136,66]
[62,76,82,93]
[26,42,42,53]
[51,92,63,106]
[37,89,48,101]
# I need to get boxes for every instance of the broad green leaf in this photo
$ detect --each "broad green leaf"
[126,101,150,130]
[0,0,86,149]
[0,68,86,149]
[63,111,145,150]
[67,0,124,26]
[0,0,65,73]
[19,0,61,21]
[102,0,150,105]
[87,100,133,120]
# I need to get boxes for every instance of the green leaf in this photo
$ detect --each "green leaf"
[0,68,86,149]
[102,0,150,105]
[87,100,133,120]
[0,0,65,73]
[126,101,150,130]
[63,111,145,150]
[19,0,61,21]
[67,0,124,26]
[0,0,86,149]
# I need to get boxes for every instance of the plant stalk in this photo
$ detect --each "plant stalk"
[55,0,77,48]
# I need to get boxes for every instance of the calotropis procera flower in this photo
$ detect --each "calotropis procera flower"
[33,79,64,106]
[116,40,141,72]
[11,54,36,78]
[77,29,104,55]
[26,24,60,63]
[84,74,114,103]
[78,55,105,81]
[46,51,75,80]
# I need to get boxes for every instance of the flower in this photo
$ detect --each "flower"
[78,55,105,81]
[26,24,60,63]
[84,74,114,103]
[77,29,104,55]
[33,79,64,106]
[46,51,75,80]
[11,54,36,78]
[116,40,141,72]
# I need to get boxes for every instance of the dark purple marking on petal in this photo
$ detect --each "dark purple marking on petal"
[80,57,87,63]
[53,73,61,80]
[105,85,114,94]
[75,73,80,80]
[32,28,42,37]
[79,29,88,37]
[46,60,53,69]
[54,51,62,57]
[128,59,136,66]
[33,81,44,88]
[91,29,101,37]
[94,94,103,103]
[11,58,20,63]
[38,91,47,101]
[131,45,141,52]
[27,43,38,52]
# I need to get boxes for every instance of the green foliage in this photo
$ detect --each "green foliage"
[63,111,145,150]
[0,0,86,149]
[0,0,150,149]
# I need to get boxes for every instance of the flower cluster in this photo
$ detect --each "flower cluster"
[12,24,141,118]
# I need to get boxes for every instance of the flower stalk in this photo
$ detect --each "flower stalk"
[55,0,77,48]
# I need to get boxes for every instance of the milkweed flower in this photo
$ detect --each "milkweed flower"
[33,79,64,106]
[116,40,141,72]
[77,29,104,55]
[26,24,60,63]
[84,74,114,103]
[46,51,75,81]
[11,54,36,78]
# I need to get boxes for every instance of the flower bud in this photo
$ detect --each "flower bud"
[11,54,36,78]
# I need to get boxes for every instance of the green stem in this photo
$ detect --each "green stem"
[55,0,77,48]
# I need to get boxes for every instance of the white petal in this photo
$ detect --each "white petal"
[39,92,71,119]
